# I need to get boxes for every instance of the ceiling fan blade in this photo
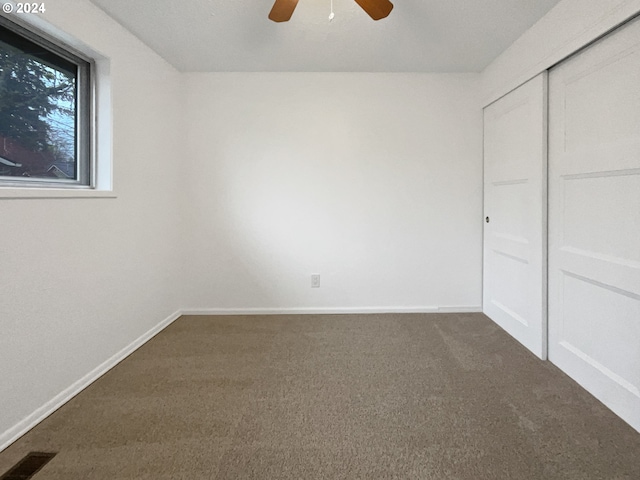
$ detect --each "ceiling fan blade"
[269,0,299,22]
[353,0,393,20]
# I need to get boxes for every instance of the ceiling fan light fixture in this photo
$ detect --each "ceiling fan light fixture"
[268,0,393,23]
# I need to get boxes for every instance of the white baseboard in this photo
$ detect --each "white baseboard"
[181,306,483,315]
[438,305,483,313]
[0,309,182,454]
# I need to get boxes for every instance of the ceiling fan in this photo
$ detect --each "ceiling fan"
[268,0,394,22]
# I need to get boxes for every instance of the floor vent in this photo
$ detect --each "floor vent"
[0,452,57,480]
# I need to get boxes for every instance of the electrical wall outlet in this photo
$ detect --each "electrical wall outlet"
[311,274,320,288]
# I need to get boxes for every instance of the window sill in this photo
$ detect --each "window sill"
[0,188,117,199]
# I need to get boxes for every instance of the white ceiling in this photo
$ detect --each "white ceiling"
[89,0,561,72]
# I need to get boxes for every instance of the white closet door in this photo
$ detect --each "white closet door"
[549,16,640,433]
[483,73,548,360]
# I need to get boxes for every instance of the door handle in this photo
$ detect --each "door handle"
[486,216,490,223]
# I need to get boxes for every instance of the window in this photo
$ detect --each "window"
[0,17,91,187]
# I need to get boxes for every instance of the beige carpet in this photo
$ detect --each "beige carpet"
[1,313,639,479]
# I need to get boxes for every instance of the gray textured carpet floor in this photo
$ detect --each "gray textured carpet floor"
[1,313,639,479]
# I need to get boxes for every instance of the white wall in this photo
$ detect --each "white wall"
[183,73,482,313]
[0,0,186,446]
[482,0,640,105]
